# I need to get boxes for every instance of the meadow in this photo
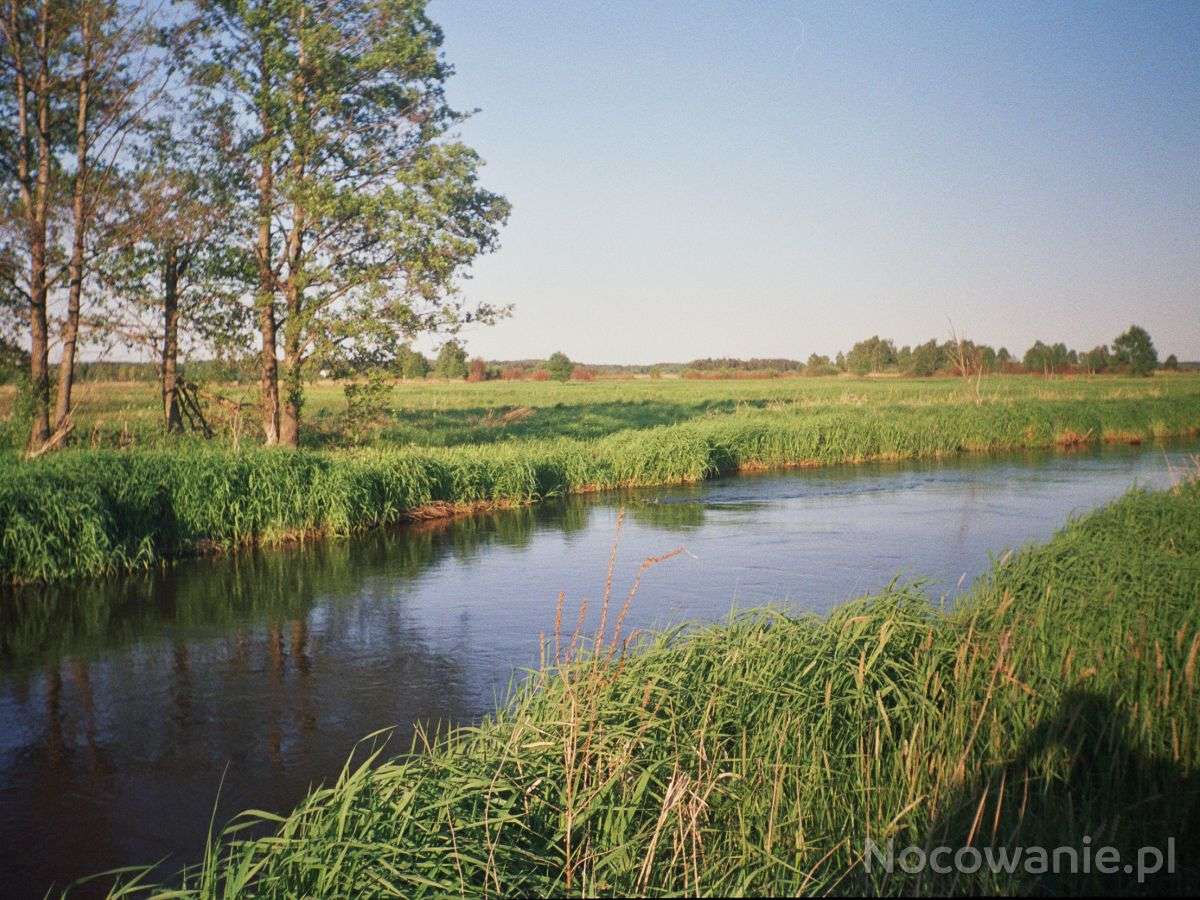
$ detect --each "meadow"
[4,372,1199,450]
[103,476,1200,897]
[2,374,1200,583]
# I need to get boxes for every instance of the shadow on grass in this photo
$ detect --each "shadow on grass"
[304,398,775,448]
[918,689,1200,895]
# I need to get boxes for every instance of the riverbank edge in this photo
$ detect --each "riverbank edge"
[3,395,1199,584]
[107,477,1200,896]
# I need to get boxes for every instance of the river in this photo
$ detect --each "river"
[1,440,1195,894]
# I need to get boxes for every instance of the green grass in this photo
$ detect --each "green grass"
[103,478,1200,897]
[2,372,1198,450]
[3,378,1200,583]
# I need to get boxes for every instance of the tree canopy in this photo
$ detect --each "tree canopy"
[1112,325,1158,376]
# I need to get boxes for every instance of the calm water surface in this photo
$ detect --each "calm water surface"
[1,441,1196,894]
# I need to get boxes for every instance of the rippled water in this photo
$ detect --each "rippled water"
[1,440,1195,894]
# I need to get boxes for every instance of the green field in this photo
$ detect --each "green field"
[2,374,1200,583]
[4,373,1199,450]
[104,478,1200,897]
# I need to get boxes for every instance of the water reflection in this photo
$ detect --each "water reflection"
[0,441,1196,895]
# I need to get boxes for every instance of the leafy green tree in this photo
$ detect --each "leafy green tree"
[433,340,468,379]
[804,353,836,375]
[845,335,896,375]
[1023,340,1071,376]
[1112,325,1158,376]
[1080,345,1111,375]
[906,339,944,377]
[100,117,251,432]
[1,0,160,451]
[1163,354,1179,371]
[545,351,574,382]
[396,345,429,379]
[979,345,997,373]
[186,0,510,446]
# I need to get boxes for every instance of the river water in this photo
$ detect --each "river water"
[1,440,1196,893]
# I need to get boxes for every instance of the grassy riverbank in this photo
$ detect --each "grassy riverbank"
[4,386,1200,582]
[107,477,1200,896]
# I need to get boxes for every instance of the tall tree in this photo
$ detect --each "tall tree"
[179,0,288,442]
[188,0,509,447]
[99,119,250,431]
[846,335,897,375]
[53,0,161,433]
[1112,325,1158,377]
[1,0,68,451]
[432,338,466,379]
[2,0,159,452]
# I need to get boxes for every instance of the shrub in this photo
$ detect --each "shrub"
[467,357,488,382]
[342,372,393,441]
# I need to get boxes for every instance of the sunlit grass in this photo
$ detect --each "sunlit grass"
[3,383,1200,583]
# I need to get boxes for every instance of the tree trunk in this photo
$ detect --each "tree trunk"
[27,278,50,451]
[53,5,92,432]
[278,15,308,451]
[279,271,303,448]
[161,244,183,433]
[24,1,53,452]
[258,295,280,445]
[279,337,301,448]
[255,48,280,445]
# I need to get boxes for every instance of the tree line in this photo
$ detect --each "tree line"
[2,0,509,453]
[832,325,1167,378]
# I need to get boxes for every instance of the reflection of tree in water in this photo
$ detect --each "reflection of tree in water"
[0,553,476,892]
[446,506,539,561]
[627,498,706,531]
[0,500,585,889]
[921,689,1199,895]
[0,501,551,668]
[556,496,591,535]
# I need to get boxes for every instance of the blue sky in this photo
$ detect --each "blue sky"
[432,0,1199,363]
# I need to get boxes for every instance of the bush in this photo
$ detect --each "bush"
[467,357,488,383]
[0,337,29,385]
[342,371,393,441]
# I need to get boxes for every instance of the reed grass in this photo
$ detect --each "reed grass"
[3,393,1200,583]
[100,477,1200,897]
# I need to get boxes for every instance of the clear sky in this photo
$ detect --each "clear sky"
[430,0,1199,364]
